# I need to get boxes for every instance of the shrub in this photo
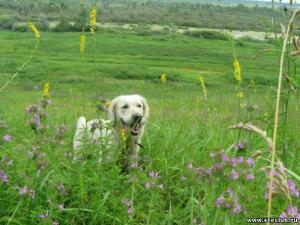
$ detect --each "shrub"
[184,30,231,40]
[0,17,15,30]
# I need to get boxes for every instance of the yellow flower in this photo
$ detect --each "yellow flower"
[28,22,40,39]
[120,128,127,147]
[198,76,207,100]
[233,58,241,84]
[80,33,86,53]
[236,91,243,98]
[43,82,49,97]
[160,74,167,84]
[90,7,97,34]
[104,101,111,107]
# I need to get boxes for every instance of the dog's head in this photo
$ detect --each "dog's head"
[108,95,149,135]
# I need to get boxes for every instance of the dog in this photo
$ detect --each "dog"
[73,95,149,168]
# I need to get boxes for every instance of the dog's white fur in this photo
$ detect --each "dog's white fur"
[73,95,149,167]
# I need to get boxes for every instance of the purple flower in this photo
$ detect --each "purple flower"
[233,202,242,214]
[187,162,193,170]
[19,186,28,195]
[0,170,9,183]
[231,169,239,180]
[231,157,239,167]
[221,154,230,162]
[287,179,299,197]
[149,171,160,178]
[3,134,12,142]
[226,188,234,197]
[280,204,300,219]
[127,207,134,214]
[225,203,230,209]
[246,173,255,181]
[238,156,244,163]
[246,157,254,167]
[215,195,225,208]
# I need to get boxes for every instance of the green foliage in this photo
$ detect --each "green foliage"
[184,30,231,40]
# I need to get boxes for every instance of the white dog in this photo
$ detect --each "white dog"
[73,95,149,168]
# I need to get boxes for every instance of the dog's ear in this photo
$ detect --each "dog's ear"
[140,96,149,124]
[107,97,118,123]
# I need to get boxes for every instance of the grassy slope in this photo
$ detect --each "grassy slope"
[0,30,299,224]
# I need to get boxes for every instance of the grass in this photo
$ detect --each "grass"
[0,29,299,224]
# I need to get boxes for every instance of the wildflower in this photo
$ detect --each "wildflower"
[233,58,241,83]
[58,204,64,210]
[53,221,59,225]
[233,202,242,214]
[89,7,97,34]
[145,182,151,189]
[231,157,239,167]
[280,204,300,219]
[28,22,40,39]
[38,211,49,219]
[43,83,49,97]
[226,188,234,197]
[3,134,12,142]
[80,33,86,53]
[209,152,215,158]
[221,154,230,162]
[158,184,164,190]
[149,171,160,178]
[160,74,167,84]
[19,186,28,195]
[199,76,207,100]
[236,91,243,98]
[0,170,9,183]
[122,199,134,214]
[246,173,255,181]
[215,195,225,208]
[187,162,193,170]
[287,179,299,197]
[120,128,127,142]
[104,101,111,107]
[130,162,139,169]
[246,157,255,167]
[231,169,239,180]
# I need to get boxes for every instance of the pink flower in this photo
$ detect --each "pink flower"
[0,170,9,183]
[187,162,193,170]
[246,173,255,181]
[58,204,64,210]
[215,195,225,208]
[3,134,12,142]
[19,186,28,195]
[246,157,255,167]
[231,169,239,180]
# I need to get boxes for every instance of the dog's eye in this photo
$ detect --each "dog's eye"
[137,104,142,108]
[122,104,128,109]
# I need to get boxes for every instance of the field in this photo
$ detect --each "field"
[0,27,300,224]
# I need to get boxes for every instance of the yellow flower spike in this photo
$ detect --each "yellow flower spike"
[90,7,97,34]
[28,22,40,39]
[236,91,243,98]
[233,58,241,84]
[80,33,86,53]
[160,74,167,84]
[43,82,49,97]
[199,76,207,101]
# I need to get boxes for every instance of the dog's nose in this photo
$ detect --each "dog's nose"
[132,115,142,122]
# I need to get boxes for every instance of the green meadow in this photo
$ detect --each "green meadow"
[0,28,299,224]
